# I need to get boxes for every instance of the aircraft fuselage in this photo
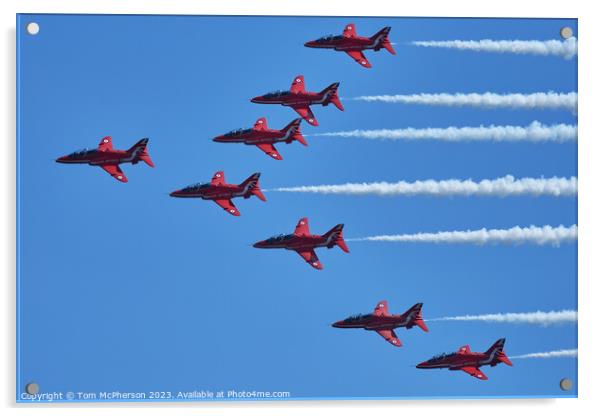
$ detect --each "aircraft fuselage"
[253,233,337,251]
[56,149,143,166]
[213,127,295,145]
[251,91,331,107]
[416,351,498,370]
[332,312,418,331]
[170,183,254,201]
[305,34,386,51]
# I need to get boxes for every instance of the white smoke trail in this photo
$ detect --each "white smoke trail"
[510,349,578,359]
[412,37,577,59]
[314,121,577,143]
[351,92,577,111]
[427,310,577,326]
[349,224,577,246]
[270,176,577,198]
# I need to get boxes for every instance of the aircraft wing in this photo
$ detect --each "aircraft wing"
[343,23,357,38]
[97,136,114,151]
[100,164,128,182]
[256,143,283,160]
[214,199,240,216]
[295,249,323,270]
[376,329,402,347]
[373,300,390,316]
[292,105,318,126]
[290,75,306,94]
[253,117,268,131]
[294,218,310,236]
[345,50,372,68]
[211,171,225,185]
[460,366,488,380]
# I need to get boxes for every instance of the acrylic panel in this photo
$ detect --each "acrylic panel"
[16,14,578,402]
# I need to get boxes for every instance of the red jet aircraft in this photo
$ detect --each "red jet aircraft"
[416,338,513,380]
[56,136,154,183]
[170,171,266,216]
[253,217,349,269]
[305,23,396,68]
[213,117,306,160]
[332,301,428,347]
[250,75,343,126]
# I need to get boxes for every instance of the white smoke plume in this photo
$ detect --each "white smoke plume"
[351,91,577,112]
[270,176,577,198]
[348,224,577,246]
[428,310,577,326]
[314,121,577,143]
[412,38,577,59]
[510,349,578,359]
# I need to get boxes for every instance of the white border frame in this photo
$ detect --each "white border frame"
[3,1,600,415]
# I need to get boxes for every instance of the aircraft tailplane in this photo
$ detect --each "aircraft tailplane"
[241,172,266,201]
[324,224,350,253]
[406,303,429,332]
[320,82,344,111]
[128,138,154,167]
[372,26,396,55]
[282,118,308,146]
[486,338,513,366]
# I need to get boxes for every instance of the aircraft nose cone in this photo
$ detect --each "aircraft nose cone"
[416,361,428,369]
[55,156,67,163]
[169,190,182,197]
[250,96,263,103]
[331,321,343,328]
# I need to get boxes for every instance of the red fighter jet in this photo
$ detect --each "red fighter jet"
[416,338,513,380]
[332,301,428,347]
[253,217,349,269]
[56,136,154,182]
[305,23,396,68]
[212,117,306,160]
[250,75,343,127]
[170,171,266,216]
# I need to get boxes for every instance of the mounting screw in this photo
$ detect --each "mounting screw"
[560,27,573,39]
[559,378,573,391]
[26,22,40,35]
[25,382,39,395]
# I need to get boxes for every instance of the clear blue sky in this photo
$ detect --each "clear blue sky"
[17,14,577,401]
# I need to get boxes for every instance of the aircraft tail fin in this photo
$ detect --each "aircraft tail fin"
[128,138,154,167]
[282,118,307,146]
[241,172,266,202]
[405,303,429,332]
[324,224,350,253]
[486,338,513,367]
[372,26,396,55]
[320,82,344,111]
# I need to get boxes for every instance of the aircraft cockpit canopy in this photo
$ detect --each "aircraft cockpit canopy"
[68,148,96,158]
[428,352,455,362]
[224,128,252,136]
[266,233,294,242]
[344,313,371,322]
[263,90,290,98]
[317,34,344,42]
[183,182,210,191]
